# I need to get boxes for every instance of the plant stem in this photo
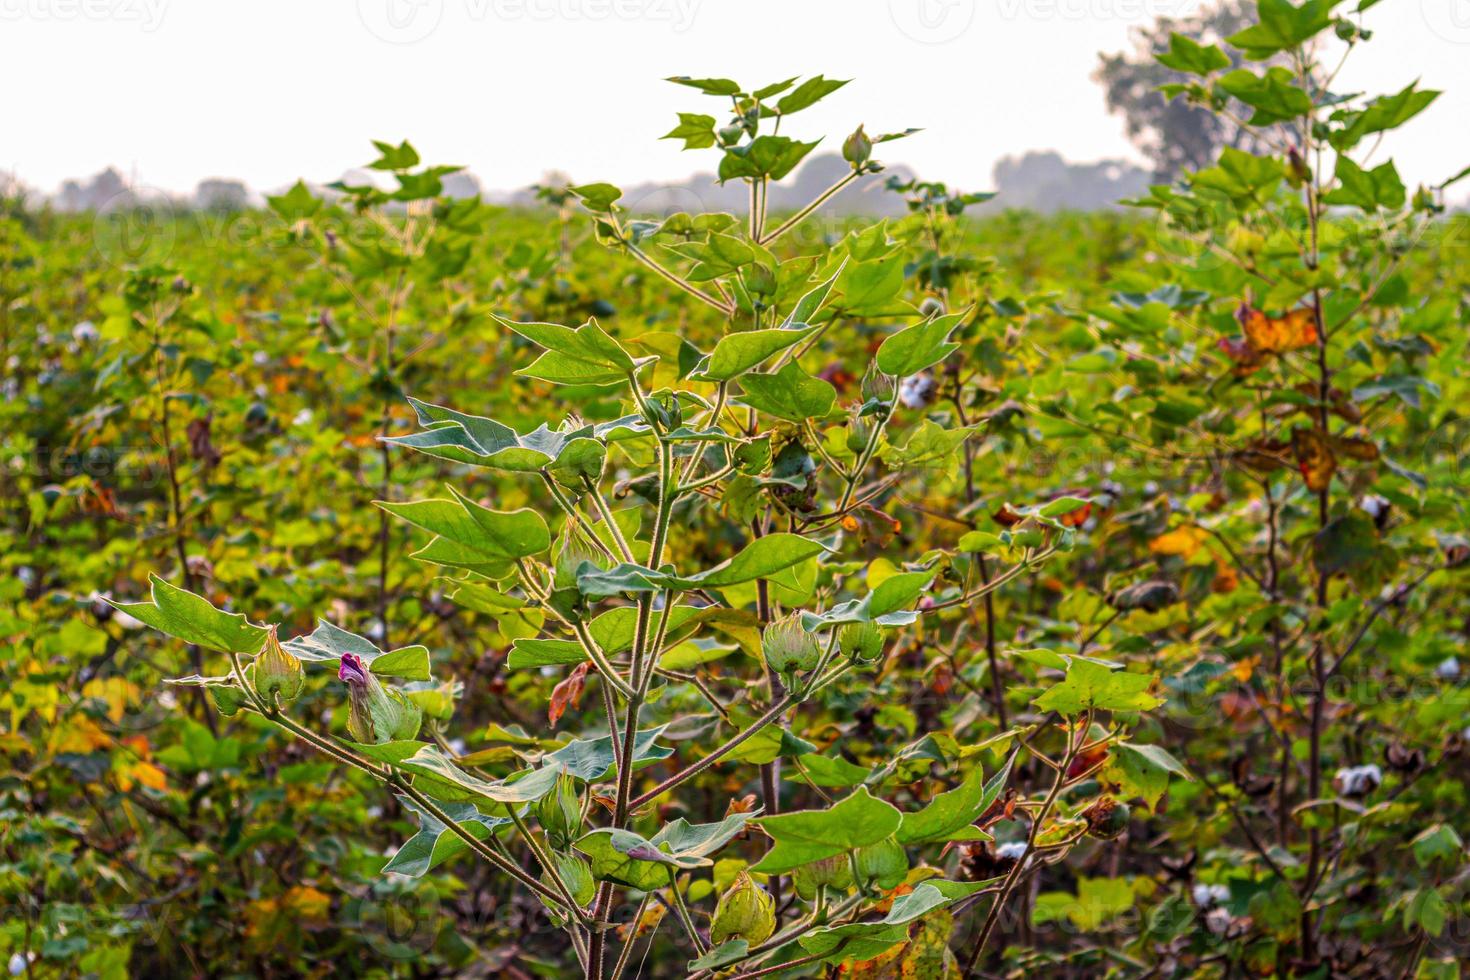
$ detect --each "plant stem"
[609,893,653,980]
[629,692,798,810]
[962,739,1075,977]
[621,239,734,315]
[759,172,860,246]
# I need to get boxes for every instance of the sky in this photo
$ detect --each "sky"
[2,0,1469,197]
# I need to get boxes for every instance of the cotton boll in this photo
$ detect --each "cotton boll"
[994,841,1029,861]
[1435,656,1460,680]
[1332,764,1382,798]
[1191,883,1229,907]
[898,372,937,409]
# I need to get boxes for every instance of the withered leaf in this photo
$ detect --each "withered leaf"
[548,661,591,728]
[1291,427,1336,492]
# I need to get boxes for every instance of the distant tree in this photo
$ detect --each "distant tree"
[989,151,1151,212]
[194,178,250,211]
[1094,1,1268,181]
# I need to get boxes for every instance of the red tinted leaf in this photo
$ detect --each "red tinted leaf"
[548,661,591,728]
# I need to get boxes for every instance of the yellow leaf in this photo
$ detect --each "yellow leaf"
[1148,527,1206,560]
[120,761,168,792]
[82,677,140,723]
[51,716,113,754]
[283,885,332,924]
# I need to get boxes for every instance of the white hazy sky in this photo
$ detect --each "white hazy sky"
[3,0,1468,196]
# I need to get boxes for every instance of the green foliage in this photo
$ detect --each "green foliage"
[3,9,1467,976]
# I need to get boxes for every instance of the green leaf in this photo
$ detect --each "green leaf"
[795,881,993,964]
[700,324,821,381]
[577,812,753,890]
[1332,82,1441,150]
[382,798,509,877]
[265,180,320,221]
[1351,375,1434,409]
[876,312,965,377]
[867,570,937,619]
[508,605,706,669]
[774,75,849,115]
[1311,512,1398,590]
[499,315,643,384]
[667,233,755,282]
[368,139,420,171]
[718,136,820,183]
[877,421,979,468]
[1035,877,1138,930]
[751,786,901,873]
[837,256,905,314]
[570,183,622,213]
[1191,148,1284,202]
[650,811,754,862]
[752,77,797,99]
[545,726,672,781]
[1033,659,1164,715]
[112,575,269,654]
[896,756,1012,844]
[1410,824,1464,868]
[678,532,829,589]
[785,752,872,787]
[575,562,672,597]
[797,922,910,964]
[385,397,621,474]
[661,112,717,150]
[1405,887,1448,937]
[1103,743,1192,811]
[738,362,837,423]
[576,829,677,890]
[377,492,550,563]
[396,747,564,805]
[1227,0,1345,60]
[1324,156,1406,211]
[1156,33,1231,75]
[883,879,997,924]
[506,637,585,668]
[666,76,742,96]
[1038,495,1093,518]
[688,942,748,972]
[1218,67,1313,125]
[283,621,431,681]
[782,260,845,327]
